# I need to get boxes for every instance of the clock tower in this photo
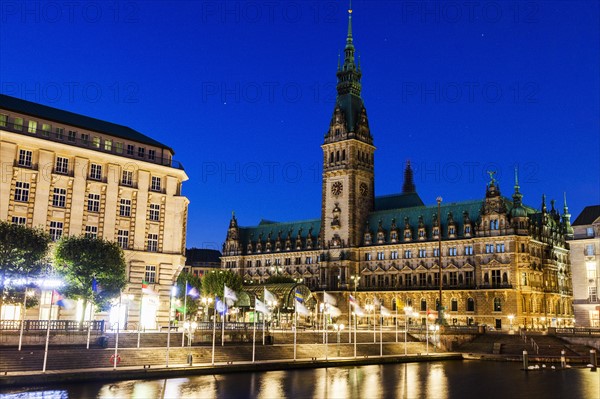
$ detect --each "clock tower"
[320,6,375,288]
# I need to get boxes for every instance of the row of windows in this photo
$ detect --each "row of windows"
[364,244,502,260]
[363,271,475,288]
[15,149,164,191]
[245,256,315,268]
[367,225,472,244]
[2,114,161,162]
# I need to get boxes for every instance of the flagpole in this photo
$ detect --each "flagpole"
[137,290,143,349]
[353,311,357,358]
[182,282,188,347]
[324,305,328,361]
[211,297,217,365]
[18,288,27,351]
[426,312,429,355]
[262,311,265,346]
[373,307,377,343]
[395,299,399,343]
[113,293,122,370]
[86,300,93,350]
[42,293,53,373]
[221,305,225,347]
[166,286,173,368]
[293,303,297,361]
[348,296,351,344]
[380,314,383,357]
[252,304,257,363]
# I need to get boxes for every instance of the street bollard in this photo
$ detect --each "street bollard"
[188,354,193,366]
[590,350,597,371]
[523,350,529,371]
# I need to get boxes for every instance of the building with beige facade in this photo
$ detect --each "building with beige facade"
[221,8,574,331]
[570,205,600,327]
[0,94,189,329]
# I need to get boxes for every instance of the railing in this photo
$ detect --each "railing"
[556,327,600,336]
[0,320,105,332]
[530,338,539,354]
[195,322,265,331]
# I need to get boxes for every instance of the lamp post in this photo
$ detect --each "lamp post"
[349,275,360,343]
[184,321,197,365]
[437,196,443,326]
[430,324,439,352]
[403,306,412,355]
[365,304,374,333]
[201,297,213,322]
[166,285,177,367]
[508,314,515,333]
[333,323,345,356]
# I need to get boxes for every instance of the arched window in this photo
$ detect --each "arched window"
[451,298,458,312]
[502,272,508,284]
[421,299,427,311]
[467,298,475,312]
[493,297,502,312]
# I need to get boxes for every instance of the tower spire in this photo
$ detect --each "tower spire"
[562,192,574,238]
[402,160,416,194]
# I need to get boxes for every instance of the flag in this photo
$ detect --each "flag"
[186,282,200,299]
[255,297,269,314]
[349,294,358,307]
[141,280,156,295]
[91,278,98,293]
[264,287,276,304]
[396,298,404,309]
[215,296,228,316]
[224,285,237,301]
[52,290,75,309]
[295,300,310,316]
[295,289,304,303]
[353,303,365,317]
[373,297,381,306]
[328,305,341,318]
[381,305,392,317]
[323,292,337,305]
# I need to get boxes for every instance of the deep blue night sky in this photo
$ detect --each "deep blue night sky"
[1,1,598,249]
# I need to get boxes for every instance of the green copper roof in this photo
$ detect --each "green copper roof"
[239,219,321,247]
[0,94,173,152]
[374,192,424,211]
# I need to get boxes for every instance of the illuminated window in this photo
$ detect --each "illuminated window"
[493,298,502,312]
[42,123,51,136]
[28,120,37,133]
[104,139,112,151]
[115,142,123,153]
[14,117,23,130]
[0,114,6,127]
[92,137,100,148]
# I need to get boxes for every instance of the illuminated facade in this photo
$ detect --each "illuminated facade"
[0,94,189,328]
[570,206,600,327]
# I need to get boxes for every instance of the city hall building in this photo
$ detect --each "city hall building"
[222,9,574,330]
[0,94,189,328]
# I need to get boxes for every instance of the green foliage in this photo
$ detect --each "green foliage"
[54,236,127,313]
[176,272,202,315]
[0,221,51,307]
[264,275,295,284]
[201,269,242,299]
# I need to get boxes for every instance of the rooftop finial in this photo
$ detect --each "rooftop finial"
[347,0,353,44]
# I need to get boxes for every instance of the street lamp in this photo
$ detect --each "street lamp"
[166,285,177,367]
[201,297,213,322]
[333,323,345,356]
[184,321,198,365]
[508,314,515,333]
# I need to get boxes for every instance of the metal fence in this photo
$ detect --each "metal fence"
[0,320,105,332]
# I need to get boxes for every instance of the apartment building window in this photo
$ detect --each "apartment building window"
[84,225,98,239]
[92,136,100,148]
[55,157,68,174]
[145,265,157,283]
[55,127,64,140]
[87,193,100,212]
[365,253,372,261]
[377,251,385,260]
[151,176,162,192]
[127,144,134,155]
[11,216,26,225]
[586,245,595,256]
[295,257,302,265]
[451,298,458,311]
[14,182,30,202]
[81,133,89,144]
[148,149,156,160]
[587,263,596,280]
[115,142,123,154]
[587,227,595,238]
[52,188,66,208]
[120,199,131,217]
[390,250,398,260]
[485,244,494,254]
[147,234,158,252]
[49,221,63,241]
[465,245,474,255]
[491,270,501,285]
[68,130,76,142]
[28,120,37,133]
[104,139,112,151]
[121,170,133,186]
[449,272,458,286]
[306,256,313,264]
[496,243,505,253]
[256,260,262,267]
[419,273,427,286]
[448,247,457,256]
[589,287,598,303]
[18,149,32,167]
[42,123,51,136]
[420,299,427,311]
[138,147,145,158]
[404,250,412,259]
[433,248,440,257]
[149,204,160,221]
[274,258,281,266]
[14,117,23,130]
[90,164,102,180]
[0,114,6,127]
[117,230,129,249]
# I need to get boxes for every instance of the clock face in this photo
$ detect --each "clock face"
[331,182,343,196]
[360,182,368,196]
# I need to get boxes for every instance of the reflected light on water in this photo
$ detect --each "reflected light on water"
[425,363,448,399]
[257,370,285,399]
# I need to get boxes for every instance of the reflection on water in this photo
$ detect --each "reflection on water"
[1,361,599,399]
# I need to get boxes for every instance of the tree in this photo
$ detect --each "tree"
[201,269,242,299]
[54,236,127,320]
[0,221,51,310]
[175,272,202,316]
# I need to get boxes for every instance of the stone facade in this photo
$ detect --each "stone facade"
[220,9,574,330]
[0,94,189,328]
[570,206,600,327]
